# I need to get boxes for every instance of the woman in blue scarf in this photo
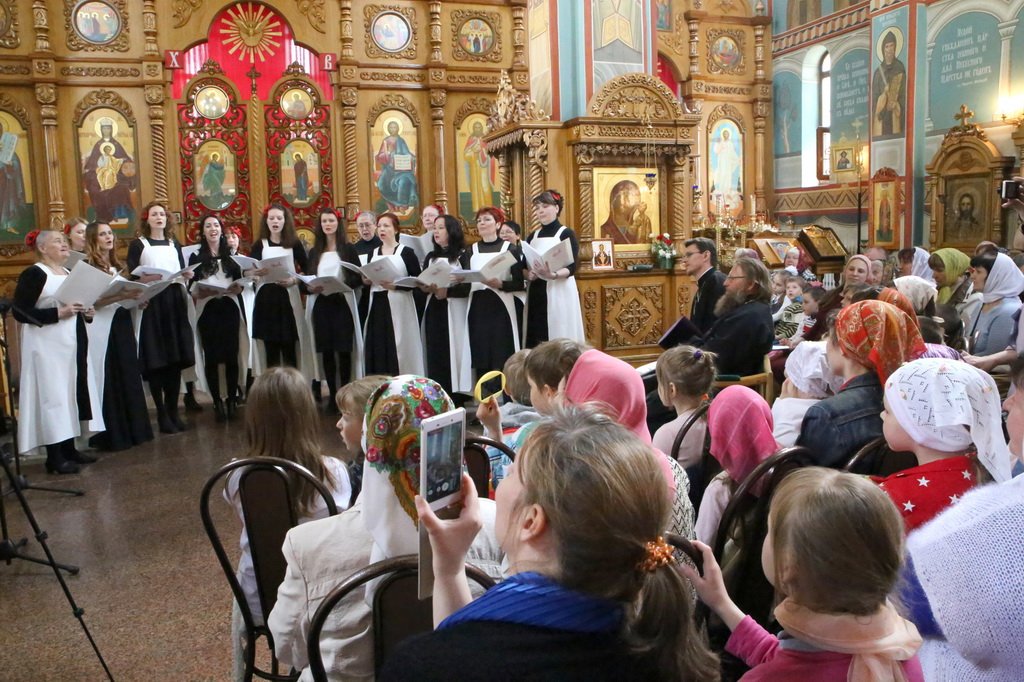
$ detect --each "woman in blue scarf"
[380,405,719,681]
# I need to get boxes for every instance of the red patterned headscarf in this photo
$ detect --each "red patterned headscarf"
[877,288,920,330]
[834,300,926,383]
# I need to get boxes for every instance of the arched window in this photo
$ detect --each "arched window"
[816,52,831,181]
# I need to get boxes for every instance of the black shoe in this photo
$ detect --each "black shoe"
[226,398,238,420]
[184,393,203,412]
[169,411,187,432]
[213,399,227,423]
[65,449,98,464]
[45,458,80,475]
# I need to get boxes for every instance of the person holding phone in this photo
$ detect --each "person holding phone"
[381,404,718,681]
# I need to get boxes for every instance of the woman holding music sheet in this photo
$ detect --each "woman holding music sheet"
[126,202,195,434]
[464,207,525,380]
[421,214,472,395]
[304,208,364,409]
[363,212,424,375]
[15,230,102,474]
[85,221,153,451]
[188,215,247,422]
[524,189,585,347]
[249,204,314,377]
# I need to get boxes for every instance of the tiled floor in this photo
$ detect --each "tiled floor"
[0,403,347,682]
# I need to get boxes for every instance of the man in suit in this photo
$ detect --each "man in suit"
[683,237,727,334]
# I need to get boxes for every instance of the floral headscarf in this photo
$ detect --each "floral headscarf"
[834,300,926,383]
[361,375,454,562]
[877,287,920,326]
[932,248,970,304]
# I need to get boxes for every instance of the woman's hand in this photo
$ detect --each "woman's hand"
[228,283,243,296]
[962,351,996,372]
[433,285,448,300]
[380,280,395,291]
[84,306,96,320]
[181,269,194,281]
[57,303,80,319]
[525,268,538,282]
[1001,175,1024,223]
[476,397,502,440]
[361,276,372,287]
[250,267,269,277]
[138,273,162,284]
[677,540,746,631]
[309,284,324,295]
[414,473,483,579]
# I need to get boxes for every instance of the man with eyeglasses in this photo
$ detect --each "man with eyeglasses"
[682,237,727,334]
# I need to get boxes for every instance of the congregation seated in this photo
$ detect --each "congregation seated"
[771,340,835,448]
[651,345,716,469]
[796,300,925,467]
[380,405,720,681]
[682,237,727,335]
[267,376,503,680]
[964,252,1023,357]
[801,254,871,343]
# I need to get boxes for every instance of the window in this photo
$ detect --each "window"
[816,52,831,181]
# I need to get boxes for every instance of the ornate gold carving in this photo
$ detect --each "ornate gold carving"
[514,72,528,87]
[73,89,135,125]
[700,84,751,96]
[453,97,493,128]
[661,12,687,57]
[583,290,597,341]
[149,103,168,203]
[688,19,700,76]
[296,0,326,33]
[65,0,129,52]
[511,6,525,67]
[706,29,745,75]
[198,59,224,75]
[35,83,55,104]
[367,93,420,126]
[450,10,501,63]
[146,63,160,77]
[31,0,49,52]
[0,93,30,127]
[428,1,441,62]
[341,66,356,79]
[364,5,417,60]
[340,87,358,106]
[574,143,687,160]
[144,84,164,104]
[523,129,547,207]
[60,66,141,77]
[447,73,499,85]
[142,0,157,54]
[0,63,30,74]
[577,166,594,239]
[359,70,425,83]
[172,0,203,27]
[707,104,745,134]
[943,104,987,143]
[604,285,663,348]
[677,285,692,317]
[33,59,51,74]
[284,61,307,76]
[339,0,353,59]
[488,70,548,130]
[0,0,20,48]
[588,73,684,120]
[429,90,447,108]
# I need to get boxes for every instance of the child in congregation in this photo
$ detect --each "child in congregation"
[681,467,924,681]
[770,271,788,317]
[476,349,541,487]
[779,285,826,347]
[651,345,716,469]
[771,341,836,448]
[334,374,390,506]
[774,277,806,340]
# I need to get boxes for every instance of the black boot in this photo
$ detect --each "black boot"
[226,397,238,420]
[45,443,79,475]
[183,383,203,412]
[63,439,97,464]
[151,380,175,434]
[213,398,227,423]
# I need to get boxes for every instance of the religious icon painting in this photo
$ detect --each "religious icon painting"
[592,239,614,270]
[872,26,907,140]
[194,140,236,211]
[708,31,743,74]
[281,140,319,208]
[280,88,313,121]
[76,107,138,229]
[457,17,495,56]
[871,179,898,247]
[369,110,419,222]
[940,175,989,248]
[370,10,412,53]
[655,0,672,31]
[455,113,500,223]
[194,85,229,120]
[296,227,315,252]
[72,0,121,45]
[592,167,661,251]
[708,119,744,220]
[0,110,35,242]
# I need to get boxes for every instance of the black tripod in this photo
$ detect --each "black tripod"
[0,300,83,496]
[0,448,113,680]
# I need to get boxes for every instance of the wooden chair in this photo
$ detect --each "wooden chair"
[712,354,775,404]
[463,435,516,498]
[844,436,918,477]
[200,457,342,682]
[306,555,496,681]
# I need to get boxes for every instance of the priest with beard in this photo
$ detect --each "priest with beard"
[692,256,775,376]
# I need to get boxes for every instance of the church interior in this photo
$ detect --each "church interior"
[0,0,1022,679]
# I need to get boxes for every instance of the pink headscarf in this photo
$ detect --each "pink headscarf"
[708,385,779,483]
[563,349,676,491]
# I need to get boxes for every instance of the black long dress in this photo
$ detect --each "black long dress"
[363,245,421,375]
[422,249,471,394]
[353,236,382,324]
[467,238,526,375]
[126,238,195,378]
[188,252,244,365]
[250,240,308,344]
[308,243,363,353]
[89,303,153,451]
[524,220,579,348]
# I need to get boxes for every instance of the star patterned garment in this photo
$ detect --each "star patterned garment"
[873,455,976,532]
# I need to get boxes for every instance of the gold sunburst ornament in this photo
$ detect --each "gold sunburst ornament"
[218,3,282,63]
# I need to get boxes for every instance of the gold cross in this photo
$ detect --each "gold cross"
[954,104,975,129]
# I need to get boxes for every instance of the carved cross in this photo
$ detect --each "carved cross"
[246,66,261,97]
[954,104,975,130]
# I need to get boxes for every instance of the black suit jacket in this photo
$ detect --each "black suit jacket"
[690,268,727,335]
[697,300,774,376]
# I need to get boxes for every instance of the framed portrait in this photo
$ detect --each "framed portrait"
[832,146,855,173]
[296,227,315,252]
[710,34,742,71]
[592,167,660,251]
[940,175,989,247]
[76,107,138,230]
[0,110,36,242]
[870,167,900,247]
[708,119,743,219]
[799,225,848,262]
[334,206,347,221]
[750,238,797,267]
[172,211,183,225]
[369,110,420,222]
[655,0,672,31]
[72,0,121,45]
[455,113,500,224]
[194,85,229,120]
[592,239,614,270]
[370,10,412,53]
[457,17,495,57]
[280,88,313,121]
[194,140,236,211]
[281,140,319,208]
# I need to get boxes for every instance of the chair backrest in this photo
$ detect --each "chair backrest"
[844,436,918,476]
[307,555,497,681]
[464,435,517,498]
[200,457,341,682]
[711,354,775,404]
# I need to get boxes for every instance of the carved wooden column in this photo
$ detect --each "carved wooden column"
[523,129,548,227]
[35,84,64,229]
[511,5,526,67]
[339,1,353,60]
[496,149,512,217]
[142,0,158,55]
[31,0,49,52]
[430,89,448,208]
[428,2,442,62]
[247,73,266,213]
[687,17,700,78]
[145,84,169,204]
[339,87,359,217]
[575,146,595,265]
[670,150,689,247]
[752,19,770,213]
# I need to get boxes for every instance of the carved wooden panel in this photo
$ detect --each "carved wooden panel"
[588,73,684,120]
[603,284,664,349]
[0,0,20,48]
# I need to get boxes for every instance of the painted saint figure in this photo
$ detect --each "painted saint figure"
[375,119,419,212]
[462,120,496,212]
[200,151,226,208]
[82,117,135,223]
[872,29,906,137]
[0,119,27,234]
[293,153,309,202]
[950,192,980,242]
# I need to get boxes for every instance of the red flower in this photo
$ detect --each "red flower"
[24,230,39,249]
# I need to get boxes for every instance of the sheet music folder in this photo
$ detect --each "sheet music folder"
[658,315,701,350]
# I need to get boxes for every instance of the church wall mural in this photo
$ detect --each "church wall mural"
[830,47,869,147]
[772,70,802,158]
[0,108,35,241]
[928,12,999,133]
[590,0,645,95]
[75,104,138,231]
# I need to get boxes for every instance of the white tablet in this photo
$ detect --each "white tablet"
[419,407,466,512]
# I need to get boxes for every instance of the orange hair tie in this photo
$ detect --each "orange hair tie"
[638,536,674,573]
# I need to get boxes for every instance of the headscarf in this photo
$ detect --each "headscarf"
[783,340,835,399]
[892,276,938,315]
[932,248,970,304]
[979,252,1024,304]
[361,375,455,563]
[884,359,1012,482]
[910,247,935,283]
[708,385,778,483]
[845,254,873,284]
[563,349,675,491]
[877,288,919,325]
[834,300,926,383]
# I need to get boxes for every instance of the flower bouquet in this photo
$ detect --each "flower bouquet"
[650,233,676,269]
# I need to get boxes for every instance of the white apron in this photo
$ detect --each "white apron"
[86,265,123,414]
[304,251,365,383]
[527,226,585,342]
[462,241,520,384]
[18,264,103,453]
[251,241,317,381]
[364,245,424,375]
[423,256,472,393]
[194,262,251,396]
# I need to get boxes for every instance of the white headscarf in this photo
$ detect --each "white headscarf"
[783,340,835,398]
[893,275,938,314]
[910,247,935,283]
[979,252,1024,304]
[884,358,1012,482]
